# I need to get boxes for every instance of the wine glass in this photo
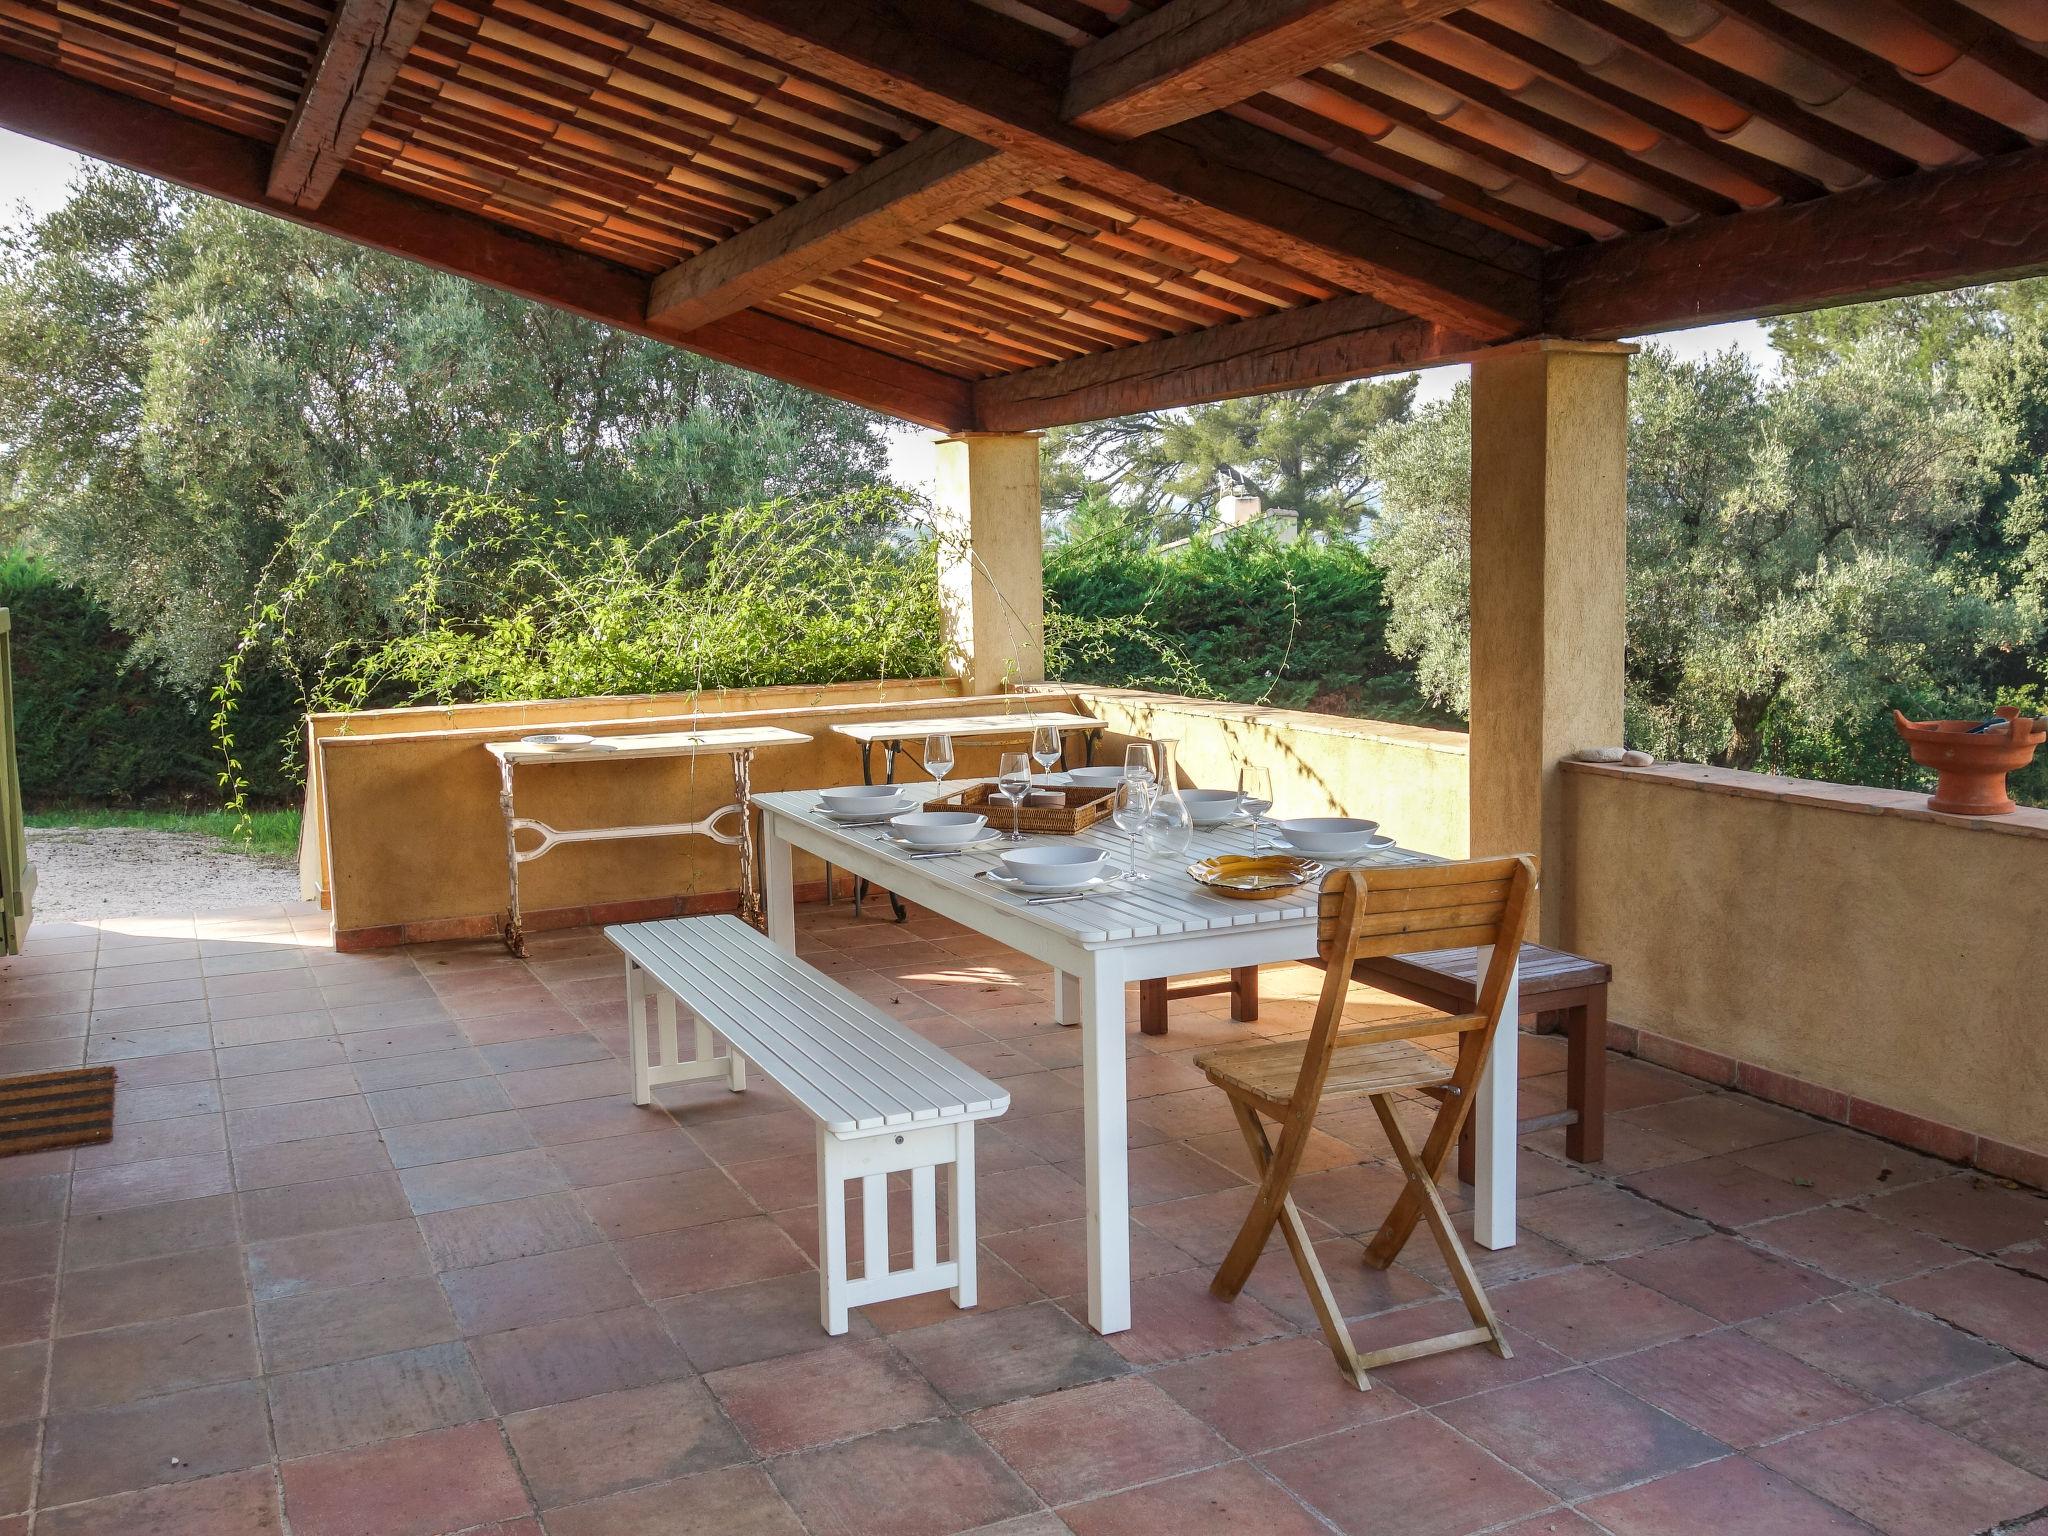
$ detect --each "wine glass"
[1112,777,1153,881]
[1122,741,1156,785]
[1031,723,1061,782]
[996,751,1032,842]
[1237,764,1273,852]
[923,733,955,789]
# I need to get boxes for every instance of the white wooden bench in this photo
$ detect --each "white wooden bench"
[605,916,1010,1334]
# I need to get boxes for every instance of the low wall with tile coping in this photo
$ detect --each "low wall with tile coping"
[1560,760,2048,1180]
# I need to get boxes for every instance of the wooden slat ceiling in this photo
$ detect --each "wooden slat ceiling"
[3,0,2048,431]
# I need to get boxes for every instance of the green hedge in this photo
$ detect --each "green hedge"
[0,554,296,805]
[1047,528,1445,722]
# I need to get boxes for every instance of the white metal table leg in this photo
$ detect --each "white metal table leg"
[764,816,796,955]
[1081,959,1132,1333]
[1471,947,1520,1249]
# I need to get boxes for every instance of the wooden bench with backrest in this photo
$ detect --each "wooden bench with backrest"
[1139,942,1610,1171]
[606,915,1009,1334]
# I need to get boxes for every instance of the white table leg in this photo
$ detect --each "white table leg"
[765,816,795,955]
[1080,958,1132,1333]
[1051,969,1082,1028]
[1471,948,1520,1249]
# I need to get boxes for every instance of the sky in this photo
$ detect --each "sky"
[0,125,1783,492]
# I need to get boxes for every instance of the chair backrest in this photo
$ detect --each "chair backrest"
[1287,856,1537,1113]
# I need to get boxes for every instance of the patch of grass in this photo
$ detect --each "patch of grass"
[24,807,302,860]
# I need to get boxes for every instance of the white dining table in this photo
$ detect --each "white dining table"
[756,782,1520,1336]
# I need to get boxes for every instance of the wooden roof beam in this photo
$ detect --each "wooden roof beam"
[1063,0,1471,140]
[0,54,977,432]
[976,291,1479,430]
[652,0,1540,337]
[269,0,435,208]
[1545,0,1916,180]
[1705,0,2023,159]
[649,131,1043,329]
[1545,142,2048,338]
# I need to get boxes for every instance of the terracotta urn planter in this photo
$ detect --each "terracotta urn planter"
[1892,706,2046,815]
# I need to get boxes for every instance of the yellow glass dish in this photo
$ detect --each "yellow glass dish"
[1187,853,1323,900]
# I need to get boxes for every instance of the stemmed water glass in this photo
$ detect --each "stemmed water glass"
[996,751,1032,842]
[1112,777,1153,881]
[1031,723,1061,783]
[1237,764,1273,853]
[1123,741,1157,785]
[923,733,955,790]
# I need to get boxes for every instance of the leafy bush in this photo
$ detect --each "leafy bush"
[1046,525,1447,721]
[0,553,296,805]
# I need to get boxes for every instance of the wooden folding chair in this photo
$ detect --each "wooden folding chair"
[1193,855,1536,1390]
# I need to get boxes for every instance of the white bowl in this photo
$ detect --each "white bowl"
[997,845,1107,887]
[1181,789,1242,827]
[819,784,910,813]
[1065,766,1125,788]
[889,811,987,848]
[1273,816,1382,855]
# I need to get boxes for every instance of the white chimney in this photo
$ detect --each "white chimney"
[1217,488,1262,527]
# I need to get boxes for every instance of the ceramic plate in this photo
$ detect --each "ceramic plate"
[977,866,1128,897]
[815,798,912,823]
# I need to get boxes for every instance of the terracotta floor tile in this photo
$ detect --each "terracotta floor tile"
[708,1338,943,1455]
[1742,1294,2010,1402]
[1862,1175,2048,1256]
[1908,1361,2048,1479]
[1059,1459,1331,1536]
[1727,1129,1950,1202]
[476,1031,610,1073]
[504,1377,746,1508]
[971,1374,1229,1504]
[1441,1368,1726,1500]
[400,1149,569,1215]
[961,1164,1091,1235]
[238,1170,410,1241]
[574,1167,753,1240]
[74,1111,224,1170]
[1622,1096,1817,1156]
[496,1059,630,1109]
[1260,1410,1551,1536]
[0,1421,27,1516]
[381,1110,536,1169]
[860,1250,1044,1334]
[281,1420,531,1536]
[615,1215,810,1299]
[725,1151,824,1212]
[48,1305,256,1411]
[657,1271,869,1372]
[1580,1453,1879,1536]
[0,1223,57,1284]
[365,1076,513,1129]
[217,1063,359,1112]
[1754,1407,2048,1536]
[469,1304,691,1412]
[983,1216,1192,1299]
[546,1128,708,1188]
[416,1191,599,1272]
[1516,1182,1709,1262]
[1748,1206,1963,1287]
[443,1242,638,1335]
[0,1278,51,1349]
[266,1341,492,1458]
[32,1465,283,1536]
[1494,1265,1714,1362]
[769,1419,1037,1536]
[1596,1330,1872,1447]
[1082,1266,1290,1367]
[71,1152,234,1215]
[0,1342,45,1427]
[1624,1157,1830,1229]
[1884,1260,2048,1362]
[1151,1334,1411,1453]
[245,1219,432,1302]
[1613,1234,1842,1323]
[38,1380,273,1507]
[892,1299,1128,1412]
[339,1022,466,1061]
[57,1245,246,1335]
[539,1463,803,1536]
[60,1193,237,1271]
[1053,1138,1246,1207]
[224,1095,374,1150]
[256,1275,457,1374]
[229,1130,392,1192]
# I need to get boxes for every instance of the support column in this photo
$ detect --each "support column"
[1468,340,1631,943]
[934,432,1044,694]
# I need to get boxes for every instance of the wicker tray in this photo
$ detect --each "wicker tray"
[926,782,1116,834]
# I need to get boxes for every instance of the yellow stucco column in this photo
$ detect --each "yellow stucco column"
[1469,339,1632,942]
[934,431,1045,693]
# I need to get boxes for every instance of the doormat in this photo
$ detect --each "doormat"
[0,1065,115,1156]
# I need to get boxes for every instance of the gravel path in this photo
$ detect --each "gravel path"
[25,826,302,920]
